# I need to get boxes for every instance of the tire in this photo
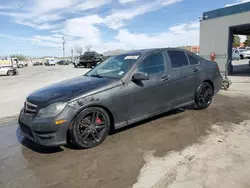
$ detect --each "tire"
[195,82,214,110]
[18,64,24,68]
[71,107,111,149]
[221,80,230,90]
[240,55,244,60]
[7,70,14,76]
[87,62,92,68]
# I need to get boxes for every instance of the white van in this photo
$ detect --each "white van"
[45,59,56,66]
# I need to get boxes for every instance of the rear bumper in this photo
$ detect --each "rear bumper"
[18,108,74,147]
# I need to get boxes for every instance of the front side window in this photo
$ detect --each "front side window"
[138,53,165,74]
[168,50,189,68]
[86,53,140,79]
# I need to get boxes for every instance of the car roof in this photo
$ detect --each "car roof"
[119,47,188,56]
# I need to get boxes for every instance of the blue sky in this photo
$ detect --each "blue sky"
[0,0,249,57]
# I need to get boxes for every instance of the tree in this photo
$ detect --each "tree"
[85,45,92,52]
[233,35,241,48]
[75,45,83,55]
[244,36,250,47]
[10,54,26,61]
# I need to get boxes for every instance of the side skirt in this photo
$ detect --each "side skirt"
[114,100,195,130]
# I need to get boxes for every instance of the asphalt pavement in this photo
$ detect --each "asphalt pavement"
[0,65,87,119]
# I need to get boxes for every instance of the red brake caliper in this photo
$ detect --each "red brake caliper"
[96,117,102,124]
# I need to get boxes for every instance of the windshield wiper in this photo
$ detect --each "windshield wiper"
[90,74,103,78]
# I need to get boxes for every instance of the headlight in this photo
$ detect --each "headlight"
[37,102,67,117]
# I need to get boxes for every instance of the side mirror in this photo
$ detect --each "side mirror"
[132,72,149,81]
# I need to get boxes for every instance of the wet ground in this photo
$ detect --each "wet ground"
[1,93,250,188]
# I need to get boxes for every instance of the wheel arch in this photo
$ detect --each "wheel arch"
[69,104,115,133]
[203,80,214,91]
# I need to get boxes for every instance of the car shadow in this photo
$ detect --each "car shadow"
[64,108,188,150]
[16,128,64,154]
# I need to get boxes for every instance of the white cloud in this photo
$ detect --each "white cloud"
[15,21,58,30]
[63,15,103,45]
[119,0,139,4]
[76,0,111,10]
[1,0,110,31]
[1,0,197,56]
[105,0,183,29]
[114,22,199,50]
[0,5,13,9]
[225,0,250,7]
[32,0,75,14]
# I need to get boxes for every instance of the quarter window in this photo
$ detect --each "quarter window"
[168,50,189,68]
[187,54,199,65]
[138,53,165,74]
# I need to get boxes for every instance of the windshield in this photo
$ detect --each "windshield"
[86,53,141,79]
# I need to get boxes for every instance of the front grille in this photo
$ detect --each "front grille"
[20,123,33,138]
[24,101,38,115]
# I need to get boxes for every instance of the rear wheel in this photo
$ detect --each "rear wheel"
[87,63,92,68]
[18,64,24,68]
[240,54,244,60]
[195,82,214,110]
[71,107,110,149]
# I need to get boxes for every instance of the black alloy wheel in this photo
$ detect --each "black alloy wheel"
[195,82,214,110]
[71,107,110,149]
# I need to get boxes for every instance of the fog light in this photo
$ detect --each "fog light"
[55,119,67,125]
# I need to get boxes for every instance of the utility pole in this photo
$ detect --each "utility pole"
[62,37,65,58]
[71,49,74,63]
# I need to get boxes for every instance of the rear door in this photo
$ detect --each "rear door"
[166,50,201,107]
[166,50,191,107]
[185,52,203,97]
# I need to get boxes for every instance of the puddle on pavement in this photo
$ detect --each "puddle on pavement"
[0,94,250,188]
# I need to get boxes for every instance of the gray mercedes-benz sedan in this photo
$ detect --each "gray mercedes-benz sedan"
[18,48,222,148]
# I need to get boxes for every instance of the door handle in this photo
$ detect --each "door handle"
[192,68,199,72]
[161,75,170,82]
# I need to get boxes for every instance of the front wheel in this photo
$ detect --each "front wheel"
[7,70,15,76]
[195,82,214,110]
[71,107,111,149]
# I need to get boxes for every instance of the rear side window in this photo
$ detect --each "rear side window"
[187,54,199,65]
[168,50,189,68]
[138,53,165,74]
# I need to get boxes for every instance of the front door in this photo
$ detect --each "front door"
[122,52,170,120]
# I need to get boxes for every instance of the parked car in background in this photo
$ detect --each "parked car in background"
[58,60,69,65]
[232,49,240,60]
[74,51,107,68]
[33,62,43,66]
[19,48,222,149]
[0,66,18,76]
[242,50,250,59]
[238,49,247,59]
[45,59,56,66]
[17,61,28,68]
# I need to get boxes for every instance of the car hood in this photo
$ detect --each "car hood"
[27,76,115,107]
